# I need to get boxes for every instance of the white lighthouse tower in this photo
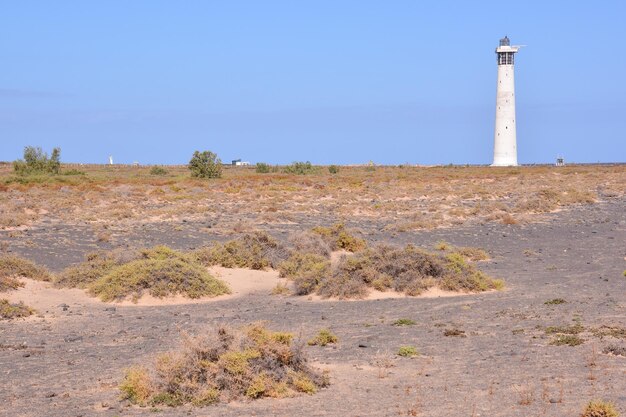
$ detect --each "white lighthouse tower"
[492,36,521,166]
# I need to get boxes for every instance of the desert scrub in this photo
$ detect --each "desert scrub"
[55,249,137,288]
[89,246,230,302]
[545,298,567,305]
[0,255,52,283]
[0,275,24,292]
[149,166,168,176]
[550,334,585,347]
[255,162,271,173]
[0,299,35,320]
[283,161,315,175]
[194,232,290,270]
[397,346,419,357]
[317,244,502,299]
[580,399,619,417]
[392,318,416,326]
[278,252,330,295]
[308,329,338,346]
[312,223,366,252]
[328,165,339,174]
[119,323,328,406]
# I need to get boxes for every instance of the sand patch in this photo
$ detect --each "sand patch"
[3,278,99,313]
[299,286,472,302]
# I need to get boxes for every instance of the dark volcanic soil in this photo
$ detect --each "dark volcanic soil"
[1,199,625,417]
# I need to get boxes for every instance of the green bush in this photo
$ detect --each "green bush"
[308,329,338,346]
[284,161,315,175]
[397,346,419,357]
[188,150,222,179]
[0,299,35,320]
[255,163,271,173]
[150,166,168,176]
[580,400,619,417]
[13,146,61,175]
[328,165,339,174]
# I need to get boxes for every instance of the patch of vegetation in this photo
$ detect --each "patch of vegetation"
[455,247,490,261]
[255,163,271,173]
[318,244,501,299]
[550,334,585,346]
[602,344,626,357]
[545,298,567,305]
[149,166,168,176]
[311,223,366,252]
[286,231,331,258]
[580,399,619,417]
[444,328,466,337]
[271,282,291,295]
[194,232,290,270]
[392,318,416,326]
[591,326,626,339]
[397,346,419,357]
[434,240,449,251]
[0,299,35,320]
[56,250,136,289]
[545,323,585,335]
[119,323,328,406]
[307,329,338,346]
[283,161,315,175]
[13,146,61,175]
[0,255,52,283]
[328,165,339,174]
[89,246,230,302]
[188,150,222,179]
[62,169,86,176]
[278,252,330,295]
[0,275,24,292]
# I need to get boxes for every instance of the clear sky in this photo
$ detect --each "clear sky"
[1,1,625,165]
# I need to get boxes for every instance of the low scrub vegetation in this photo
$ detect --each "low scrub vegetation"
[392,318,416,326]
[0,255,52,283]
[58,246,230,302]
[0,275,24,292]
[545,298,567,305]
[149,166,168,176]
[255,162,271,173]
[397,346,419,357]
[0,299,35,320]
[550,334,585,347]
[307,329,338,346]
[194,232,290,270]
[119,323,328,406]
[580,399,619,417]
[311,223,366,252]
[188,150,222,179]
[278,252,330,296]
[283,161,315,175]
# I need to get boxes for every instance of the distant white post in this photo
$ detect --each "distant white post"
[109,155,113,165]
[492,36,521,166]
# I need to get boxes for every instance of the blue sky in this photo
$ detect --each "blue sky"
[1,1,625,165]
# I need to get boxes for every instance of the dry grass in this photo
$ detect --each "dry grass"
[119,323,328,406]
[0,164,623,233]
[580,400,620,417]
[0,299,35,320]
[311,223,366,252]
[307,329,338,346]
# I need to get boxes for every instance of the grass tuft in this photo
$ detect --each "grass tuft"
[545,298,567,305]
[397,345,419,357]
[392,318,416,326]
[308,329,338,346]
[0,255,52,283]
[311,223,366,252]
[580,399,619,417]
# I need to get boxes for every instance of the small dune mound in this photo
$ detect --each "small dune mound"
[119,323,328,407]
[0,255,52,290]
[59,246,230,302]
[0,299,35,320]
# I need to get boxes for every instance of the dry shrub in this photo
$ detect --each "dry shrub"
[0,299,35,320]
[580,400,619,417]
[119,323,328,407]
[55,249,137,288]
[194,232,290,270]
[89,246,230,302]
[0,255,52,282]
[0,275,24,292]
[311,223,366,252]
[307,329,338,346]
[321,245,501,298]
[286,231,331,257]
[278,252,330,295]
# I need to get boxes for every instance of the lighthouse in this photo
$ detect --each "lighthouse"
[492,36,521,166]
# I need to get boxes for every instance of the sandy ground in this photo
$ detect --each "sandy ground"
[1,198,625,417]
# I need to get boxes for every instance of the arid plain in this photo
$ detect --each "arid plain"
[1,163,625,416]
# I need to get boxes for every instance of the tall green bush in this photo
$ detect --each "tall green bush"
[188,151,222,179]
[13,146,61,175]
